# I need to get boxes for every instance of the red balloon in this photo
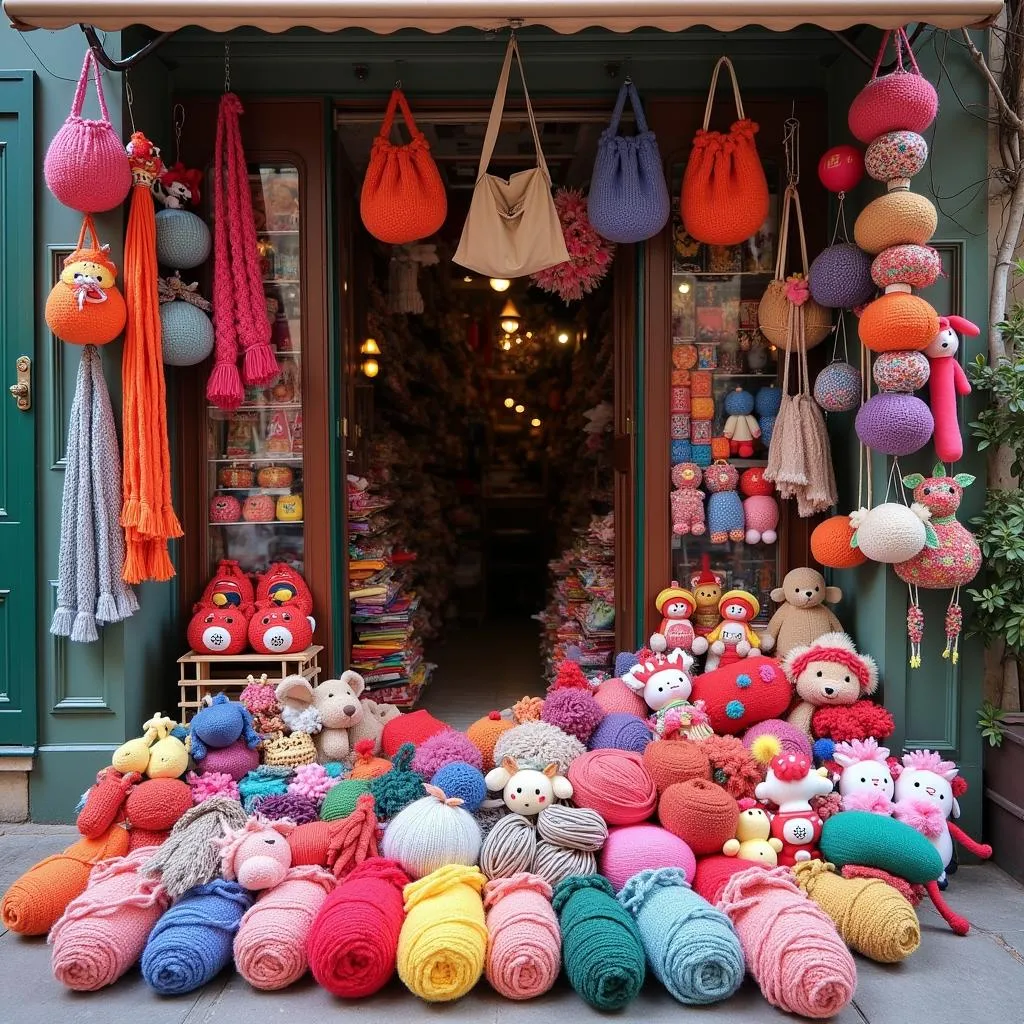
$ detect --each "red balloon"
[818,144,864,193]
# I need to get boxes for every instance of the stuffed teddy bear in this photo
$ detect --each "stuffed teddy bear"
[763,567,843,659]
[670,462,706,536]
[704,461,745,544]
[722,388,762,457]
[781,631,879,739]
[690,563,723,636]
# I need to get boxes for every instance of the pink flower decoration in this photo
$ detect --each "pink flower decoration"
[784,273,810,306]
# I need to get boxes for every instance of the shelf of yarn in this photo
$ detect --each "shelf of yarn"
[207,520,304,527]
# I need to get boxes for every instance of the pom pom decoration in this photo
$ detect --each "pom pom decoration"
[529,188,615,303]
[850,503,937,564]
[811,515,868,569]
[541,687,605,744]
[701,734,765,800]
[411,730,483,778]
[865,130,929,184]
[813,360,861,413]
[431,762,488,812]
[873,349,931,392]
[855,393,934,456]
[817,144,864,193]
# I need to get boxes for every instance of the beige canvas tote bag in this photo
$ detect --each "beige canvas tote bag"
[454,36,569,278]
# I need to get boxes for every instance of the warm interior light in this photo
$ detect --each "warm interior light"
[557,331,570,344]
[525,331,533,339]
[504,397,515,408]
[360,337,381,355]
[530,417,542,427]
[514,336,523,345]
[489,278,511,292]
[463,275,473,283]
[501,339,512,351]
[678,281,691,294]
[499,299,521,335]
[514,404,525,414]
[361,358,380,378]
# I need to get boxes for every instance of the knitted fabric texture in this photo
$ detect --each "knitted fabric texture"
[287,820,345,867]
[198,738,260,781]
[535,804,608,852]
[848,36,938,143]
[819,810,944,883]
[619,868,744,1005]
[567,749,658,825]
[431,761,487,811]
[320,778,371,822]
[349,738,395,780]
[600,825,697,893]
[494,721,586,775]
[701,734,765,800]
[154,207,211,269]
[50,347,139,642]
[141,879,254,995]
[533,841,597,887]
[856,393,933,457]
[853,190,938,254]
[187,770,239,804]
[369,743,425,818]
[811,515,868,570]
[1,826,129,936]
[743,719,812,761]
[411,729,483,778]
[239,767,290,812]
[690,657,792,736]
[872,242,942,290]
[288,761,341,803]
[125,778,192,835]
[858,291,940,353]
[398,864,488,1002]
[77,767,135,838]
[49,846,170,991]
[483,873,561,999]
[325,793,381,879]
[480,812,538,880]
[865,129,930,183]
[642,739,712,795]
[233,865,335,990]
[552,874,647,1011]
[659,779,740,855]
[465,711,516,771]
[252,792,319,824]
[808,242,875,309]
[307,857,410,997]
[541,687,605,744]
[587,711,653,753]
[381,788,482,879]
[593,678,649,718]
[381,710,450,757]
[792,860,921,963]
[475,804,509,840]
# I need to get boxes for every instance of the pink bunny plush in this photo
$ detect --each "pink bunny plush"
[216,817,295,890]
[925,314,979,464]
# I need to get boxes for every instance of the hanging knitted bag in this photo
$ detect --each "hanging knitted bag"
[848,28,939,144]
[681,57,768,245]
[361,89,447,245]
[44,50,131,213]
[588,80,669,244]
[45,216,126,345]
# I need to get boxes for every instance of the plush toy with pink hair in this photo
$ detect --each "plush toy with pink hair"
[925,314,979,465]
[216,817,295,890]
[832,738,895,815]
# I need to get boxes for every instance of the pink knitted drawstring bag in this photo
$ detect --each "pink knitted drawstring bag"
[44,50,132,213]
[207,93,279,410]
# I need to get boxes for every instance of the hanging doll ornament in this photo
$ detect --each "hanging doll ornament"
[159,274,214,366]
[153,108,212,269]
[926,315,980,465]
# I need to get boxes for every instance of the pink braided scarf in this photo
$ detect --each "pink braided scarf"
[207,93,278,410]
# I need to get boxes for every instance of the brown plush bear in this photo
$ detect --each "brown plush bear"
[781,632,879,738]
[763,567,843,659]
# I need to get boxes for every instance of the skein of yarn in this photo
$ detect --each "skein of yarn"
[659,778,739,855]
[587,712,653,753]
[642,739,712,794]
[381,785,482,879]
[600,825,697,892]
[536,804,608,852]
[568,749,658,825]
[533,840,597,887]
[480,812,537,880]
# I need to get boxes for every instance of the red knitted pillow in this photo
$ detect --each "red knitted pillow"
[690,656,792,734]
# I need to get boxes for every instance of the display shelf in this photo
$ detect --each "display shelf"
[207,403,303,412]
[263,278,301,285]
[258,230,300,237]
[214,487,292,495]
[207,520,304,527]
[208,456,303,464]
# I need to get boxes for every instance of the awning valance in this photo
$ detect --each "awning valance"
[3,0,1005,34]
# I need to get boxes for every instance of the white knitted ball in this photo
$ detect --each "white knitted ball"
[380,790,481,879]
[156,208,212,269]
[160,301,214,366]
[852,504,927,563]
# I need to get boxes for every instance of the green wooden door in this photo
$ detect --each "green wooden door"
[0,70,37,752]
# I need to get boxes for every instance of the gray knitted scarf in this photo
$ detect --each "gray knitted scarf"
[50,345,138,642]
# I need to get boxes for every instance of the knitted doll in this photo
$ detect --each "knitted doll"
[690,562,723,635]
[764,567,844,659]
[722,388,762,457]
[703,591,764,671]
[754,752,833,867]
[704,461,745,544]
[833,737,895,815]
[739,467,779,544]
[670,463,706,536]
[651,582,708,656]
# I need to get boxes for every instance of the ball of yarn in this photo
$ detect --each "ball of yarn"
[155,208,212,269]
[810,515,868,569]
[854,191,937,254]
[600,825,697,892]
[642,739,711,795]
[381,788,482,879]
[494,721,586,776]
[536,804,608,852]
[465,711,516,771]
[659,779,739,855]
[541,687,605,743]
[160,301,213,367]
[320,779,371,822]
[568,749,658,826]
[859,291,939,353]
[196,738,259,781]
[852,503,928,563]
[743,719,812,763]
[431,762,487,812]
[813,361,862,413]
[700,735,765,800]
[865,130,929,183]
[587,712,653,753]
[871,243,942,291]
[593,677,648,718]
[808,243,875,309]
[252,792,320,824]
[873,349,931,393]
[849,71,939,144]
[532,841,597,887]
[369,743,425,819]
[856,393,933,456]
[820,810,944,883]
[125,778,192,831]
[511,696,545,724]
[479,812,537,880]
[411,730,483,778]
[474,804,508,840]
[381,710,450,757]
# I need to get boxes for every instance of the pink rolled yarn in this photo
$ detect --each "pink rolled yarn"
[50,846,170,991]
[483,873,561,1000]
[233,865,336,990]
[716,865,856,1019]
[599,825,696,892]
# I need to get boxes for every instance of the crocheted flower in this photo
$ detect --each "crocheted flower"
[187,770,239,804]
[784,273,810,306]
[288,762,341,803]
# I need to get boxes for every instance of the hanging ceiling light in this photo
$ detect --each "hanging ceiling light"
[500,300,521,335]
[489,278,511,292]
[361,358,380,378]
[556,331,570,345]
[530,417,542,427]
[504,397,515,408]
[360,337,381,356]
[360,337,381,377]
[514,404,525,414]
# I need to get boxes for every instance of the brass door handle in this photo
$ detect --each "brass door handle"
[9,356,30,411]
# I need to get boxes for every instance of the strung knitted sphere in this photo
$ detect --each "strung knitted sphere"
[599,825,697,892]
[757,280,832,350]
[411,730,482,778]
[873,349,931,392]
[431,762,487,812]
[541,687,605,744]
[642,739,711,796]
[568,750,658,826]
[865,130,929,184]
[858,292,939,352]
[320,779,371,822]
[494,721,586,776]
[871,243,942,291]
[155,208,211,269]
[807,243,875,309]
[810,515,868,570]
[593,678,648,718]
[380,785,481,880]
[587,712,653,753]
[856,393,933,456]
[479,811,537,880]
[854,191,937,254]
[465,711,516,772]
[848,67,939,144]
[813,361,861,413]
[851,504,928,563]
[658,779,739,856]
[160,300,213,366]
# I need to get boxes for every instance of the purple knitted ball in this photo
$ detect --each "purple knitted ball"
[541,687,606,743]
[813,361,862,413]
[808,242,875,309]
[196,738,260,781]
[251,792,320,824]
[587,712,653,754]
[742,719,813,761]
[855,393,934,456]
[411,729,483,778]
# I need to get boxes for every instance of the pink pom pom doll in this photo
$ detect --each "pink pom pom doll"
[832,738,895,815]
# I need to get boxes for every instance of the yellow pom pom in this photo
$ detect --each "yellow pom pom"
[751,735,781,765]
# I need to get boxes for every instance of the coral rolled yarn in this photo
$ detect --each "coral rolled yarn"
[659,779,739,855]
[858,292,940,353]
[568,749,658,825]
[307,858,410,998]
[854,191,937,254]
[811,515,868,569]
[642,739,711,795]
[599,825,697,892]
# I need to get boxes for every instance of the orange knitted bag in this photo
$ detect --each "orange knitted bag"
[682,57,769,245]
[360,89,447,245]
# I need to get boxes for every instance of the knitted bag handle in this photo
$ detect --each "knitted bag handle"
[607,81,652,137]
[772,184,811,282]
[701,56,746,131]
[69,50,112,123]
[377,88,425,142]
[869,27,923,80]
[73,214,105,255]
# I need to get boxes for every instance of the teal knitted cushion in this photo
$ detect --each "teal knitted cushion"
[820,810,943,884]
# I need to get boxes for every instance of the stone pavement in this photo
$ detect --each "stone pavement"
[2,823,1022,1024]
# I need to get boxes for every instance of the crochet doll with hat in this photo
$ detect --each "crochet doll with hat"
[650,582,709,657]
[703,590,766,672]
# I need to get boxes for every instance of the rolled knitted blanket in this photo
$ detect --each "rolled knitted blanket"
[483,873,560,1000]
[50,846,169,991]
[1,825,130,935]
[307,857,410,998]
[551,874,646,1011]
[618,867,743,1005]
[792,860,920,963]
[234,865,335,989]
[141,879,254,995]
[398,864,487,1002]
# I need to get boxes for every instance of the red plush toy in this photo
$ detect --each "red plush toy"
[199,558,255,609]
[187,602,252,656]
[248,601,314,655]
[690,656,792,735]
[255,562,313,610]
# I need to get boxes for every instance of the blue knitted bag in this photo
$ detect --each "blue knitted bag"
[589,81,670,244]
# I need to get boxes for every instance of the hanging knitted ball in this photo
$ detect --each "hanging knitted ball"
[855,393,934,456]
[870,244,943,291]
[811,515,868,569]
[850,504,928,564]
[808,243,875,309]
[854,192,937,255]
[757,277,832,350]
[848,66,939,144]
[873,350,931,393]
[858,292,940,353]
[817,145,864,193]
[813,361,862,413]
[155,208,212,269]
[160,300,214,366]
[865,131,929,184]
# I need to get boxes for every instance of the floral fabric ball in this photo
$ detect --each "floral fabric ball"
[870,244,942,291]
[808,243,875,309]
[872,350,931,393]
[855,393,934,456]
[813,361,862,412]
[865,131,929,184]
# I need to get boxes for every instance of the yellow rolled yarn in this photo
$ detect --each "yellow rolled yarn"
[792,861,921,963]
[398,864,488,1002]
